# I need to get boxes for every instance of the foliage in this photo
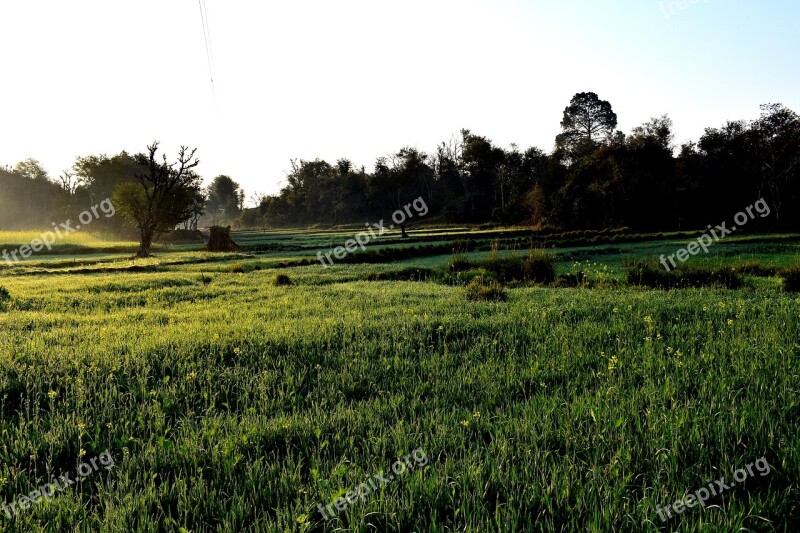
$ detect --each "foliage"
[464,275,508,301]
[625,260,743,289]
[112,142,202,257]
[273,273,292,286]
[0,285,10,311]
[780,264,800,292]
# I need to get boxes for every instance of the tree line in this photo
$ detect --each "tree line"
[259,94,800,231]
[2,93,799,246]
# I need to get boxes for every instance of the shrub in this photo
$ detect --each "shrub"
[482,254,525,283]
[553,272,586,288]
[446,255,472,274]
[0,286,10,311]
[523,250,556,284]
[465,277,508,302]
[734,262,777,277]
[626,261,742,289]
[162,229,205,244]
[229,263,245,273]
[781,265,800,292]
[274,273,292,286]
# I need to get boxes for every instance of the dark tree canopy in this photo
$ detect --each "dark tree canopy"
[4,97,800,237]
[205,175,243,226]
[556,92,618,154]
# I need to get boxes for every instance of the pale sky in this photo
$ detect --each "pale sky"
[1,0,798,201]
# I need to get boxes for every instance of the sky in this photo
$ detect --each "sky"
[1,0,798,202]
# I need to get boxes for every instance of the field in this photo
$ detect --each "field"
[0,227,799,531]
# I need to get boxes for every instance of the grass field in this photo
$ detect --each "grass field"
[0,228,799,531]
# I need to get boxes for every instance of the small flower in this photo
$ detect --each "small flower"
[79,448,86,457]
[461,420,470,427]
[472,411,481,418]
[727,319,734,325]
[77,422,86,432]
[106,422,113,430]
[644,316,653,324]
[47,390,58,400]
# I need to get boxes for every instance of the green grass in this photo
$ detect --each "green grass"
[0,231,798,531]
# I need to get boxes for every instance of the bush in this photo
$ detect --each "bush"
[482,253,525,283]
[229,263,245,273]
[626,261,742,289]
[365,268,434,282]
[161,229,205,244]
[734,261,777,277]
[274,273,292,286]
[781,265,800,292]
[465,277,508,302]
[445,255,472,274]
[523,250,556,284]
[0,286,10,311]
[553,272,586,288]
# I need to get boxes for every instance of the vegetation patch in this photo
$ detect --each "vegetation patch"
[625,260,743,289]
[0,285,11,311]
[364,268,434,282]
[780,264,800,292]
[273,273,292,286]
[465,276,508,301]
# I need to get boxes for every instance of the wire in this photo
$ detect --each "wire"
[198,0,216,95]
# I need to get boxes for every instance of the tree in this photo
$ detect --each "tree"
[628,115,674,151]
[205,175,242,225]
[556,92,618,155]
[750,103,800,227]
[113,142,201,257]
[14,158,50,181]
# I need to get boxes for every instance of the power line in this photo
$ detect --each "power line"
[198,0,216,92]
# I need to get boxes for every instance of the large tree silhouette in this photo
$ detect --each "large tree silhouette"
[113,142,201,257]
[556,92,618,155]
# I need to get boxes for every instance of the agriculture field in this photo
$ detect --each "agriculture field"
[0,231,799,531]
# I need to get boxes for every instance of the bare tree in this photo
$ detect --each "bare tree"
[113,141,201,257]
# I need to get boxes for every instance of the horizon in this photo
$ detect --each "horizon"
[1,0,799,199]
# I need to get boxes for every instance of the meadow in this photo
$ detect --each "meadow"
[0,228,798,531]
